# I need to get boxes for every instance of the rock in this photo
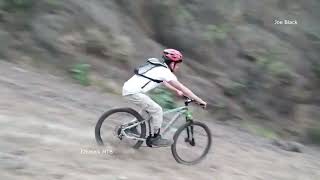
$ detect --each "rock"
[10,150,27,156]
[117,176,128,180]
[287,141,304,153]
[0,152,28,170]
[52,174,64,179]
[272,139,285,147]
[292,105,320,140]
[272,139,304,153]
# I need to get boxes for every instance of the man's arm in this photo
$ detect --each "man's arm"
[163,81,183,96]
[167,80,206,106]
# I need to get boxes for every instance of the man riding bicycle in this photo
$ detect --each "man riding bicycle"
[122,49,207,147]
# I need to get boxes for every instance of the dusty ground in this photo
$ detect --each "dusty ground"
[0,60,320,180]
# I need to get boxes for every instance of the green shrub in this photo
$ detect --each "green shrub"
[0,0,35,11]
[149,88,177,110]
[43,0,60,6]
[256,56,272,69]
[305,29,320,42]
[307,124,320,144]
[269,61,294,84]
[256,54,294,84]
[243,122,278,139]
[203,24,229,42]
[268,61,291,77]
[223,81,246,97]
[312,62,320,79]
[176,6,193,22]
[69,63,91,86]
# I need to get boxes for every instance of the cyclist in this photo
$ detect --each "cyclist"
[122,49,207,147]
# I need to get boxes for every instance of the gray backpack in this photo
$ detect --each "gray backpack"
[134,58,167,84]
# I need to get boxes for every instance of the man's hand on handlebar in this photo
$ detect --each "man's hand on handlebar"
[182,95,207,109]
[199,101,207,109]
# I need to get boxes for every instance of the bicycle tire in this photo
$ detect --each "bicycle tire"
[95,108,146,149]
[171,121,212,165]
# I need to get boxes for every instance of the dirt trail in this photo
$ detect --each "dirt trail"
[0,61,319,180]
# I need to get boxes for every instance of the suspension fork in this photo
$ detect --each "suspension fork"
[184,120,195,146]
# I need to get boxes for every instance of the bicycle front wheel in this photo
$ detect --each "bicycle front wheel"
[171,121,212,165]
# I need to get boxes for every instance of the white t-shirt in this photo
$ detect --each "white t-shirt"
[122,66,177,96]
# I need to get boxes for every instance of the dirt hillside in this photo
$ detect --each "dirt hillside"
[1,61,319,180]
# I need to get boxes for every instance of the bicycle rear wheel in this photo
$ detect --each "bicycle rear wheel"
[95,108,146,149]
[171,121,212,165]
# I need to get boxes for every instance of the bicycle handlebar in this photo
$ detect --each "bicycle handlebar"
[182,96,226,111]
[183,96,206,108]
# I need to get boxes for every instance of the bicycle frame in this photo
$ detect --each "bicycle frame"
[162,106,188,133]
[121,105,191,141]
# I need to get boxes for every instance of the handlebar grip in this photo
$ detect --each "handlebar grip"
[199,103,206,109]
[183,95,189,99]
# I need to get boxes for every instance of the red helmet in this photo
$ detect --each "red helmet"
[163,49,183,63]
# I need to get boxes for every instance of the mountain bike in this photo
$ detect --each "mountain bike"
[95,97,212,165]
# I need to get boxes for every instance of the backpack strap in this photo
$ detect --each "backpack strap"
[134,66,163,83]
